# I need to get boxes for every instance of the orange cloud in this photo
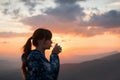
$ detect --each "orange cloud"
[0,32,31,38]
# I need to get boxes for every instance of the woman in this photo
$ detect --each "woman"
[21,28,62,80]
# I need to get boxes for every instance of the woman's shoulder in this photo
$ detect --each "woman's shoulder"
[28,49,43,60]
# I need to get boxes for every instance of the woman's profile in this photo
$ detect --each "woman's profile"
[21,28,62,80]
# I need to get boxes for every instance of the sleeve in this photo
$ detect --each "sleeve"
[50,54,60,79]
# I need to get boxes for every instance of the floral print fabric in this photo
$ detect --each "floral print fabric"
[22,49,60,80]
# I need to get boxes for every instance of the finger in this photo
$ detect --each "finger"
[55,43,58,47]
[59,47,62,51]
[59,49,62,52]
[60,46,62,49]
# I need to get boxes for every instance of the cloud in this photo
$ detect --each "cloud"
[55,0,86,4]
[0,0,85,20]
[81,10,120,28]
[21,14,110,37]
[0,41,9,44]
[21,0,39,7]
[21,0,43,13]
[45,3,85,22]
[21,14,79,34]
[20,0,120,37]
[1,1,10,15]
[21,0,86,31]
[4,0,117,37]
[0,0,23,18]
[0,32,31,38]
[0,0,44,18]
[45,0,85,22]
[108,0,120,6]
[20,0,89,37]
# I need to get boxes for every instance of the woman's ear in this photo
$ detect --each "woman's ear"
[42,39,47,44]
[38,39,46,44]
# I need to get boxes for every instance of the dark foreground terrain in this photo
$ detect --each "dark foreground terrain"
[0,52,120,80]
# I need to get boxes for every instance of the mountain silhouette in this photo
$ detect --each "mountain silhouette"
[0,52,120,80]
[0,60,22,80]
[58,52,120,80]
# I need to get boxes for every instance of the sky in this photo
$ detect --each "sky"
[0,0,120,63]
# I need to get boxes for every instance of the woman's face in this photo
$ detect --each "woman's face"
[43,39,52,49]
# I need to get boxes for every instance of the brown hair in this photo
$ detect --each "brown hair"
[21,28,52,78]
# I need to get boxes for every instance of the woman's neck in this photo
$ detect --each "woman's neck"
[36,47,45,54]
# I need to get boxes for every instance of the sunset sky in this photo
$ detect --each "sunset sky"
[0,0,120,63]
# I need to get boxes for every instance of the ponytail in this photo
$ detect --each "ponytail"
[21,37,32,79]
[23,37,32,54]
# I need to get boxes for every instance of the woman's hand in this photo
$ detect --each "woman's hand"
[52,43,62,55]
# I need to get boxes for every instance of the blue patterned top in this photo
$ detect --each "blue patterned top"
[22,49,60,80]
